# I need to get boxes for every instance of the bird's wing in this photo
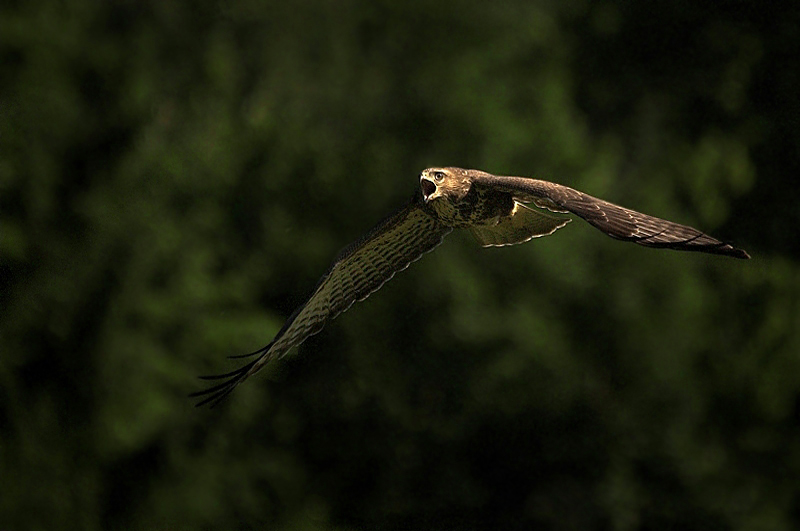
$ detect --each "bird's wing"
[469,202,571,247]
[191,197,451,407]
[471,173,750,259]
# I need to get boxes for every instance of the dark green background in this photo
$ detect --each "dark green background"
[2,1,798,529]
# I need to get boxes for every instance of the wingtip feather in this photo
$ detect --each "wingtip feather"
[730,247,751,260]
[189,358,258,408]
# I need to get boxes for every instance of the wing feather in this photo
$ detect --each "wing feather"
[472,173,750,259]
[190,198,451,407]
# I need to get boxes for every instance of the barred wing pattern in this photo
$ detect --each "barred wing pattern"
[191,200,451,407]
[473,173,750,259]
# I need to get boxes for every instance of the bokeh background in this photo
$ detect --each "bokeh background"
[2,1,799,529]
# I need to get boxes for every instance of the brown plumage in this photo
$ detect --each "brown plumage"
[191,167,749,407]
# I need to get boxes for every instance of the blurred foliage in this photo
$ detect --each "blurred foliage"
[1,0,799,529]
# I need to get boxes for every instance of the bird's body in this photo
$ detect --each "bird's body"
[191,167,749,407]
[421,168,506,227]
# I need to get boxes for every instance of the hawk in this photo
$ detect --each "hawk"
[191,167,749,407]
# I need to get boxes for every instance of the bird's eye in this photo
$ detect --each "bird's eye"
[433,171,445,182]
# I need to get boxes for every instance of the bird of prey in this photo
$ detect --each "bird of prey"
[191,167,749,407]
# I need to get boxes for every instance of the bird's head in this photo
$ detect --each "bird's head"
[420,167,471,204]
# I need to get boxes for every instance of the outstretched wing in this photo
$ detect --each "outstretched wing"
[190,196,451,407]
[472,173,750,259]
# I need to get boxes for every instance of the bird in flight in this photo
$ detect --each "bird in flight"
[191,167,749,407]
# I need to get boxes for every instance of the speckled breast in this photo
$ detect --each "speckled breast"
[430,185,514,228]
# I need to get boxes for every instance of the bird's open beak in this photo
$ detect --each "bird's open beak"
[420,177,437,203]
